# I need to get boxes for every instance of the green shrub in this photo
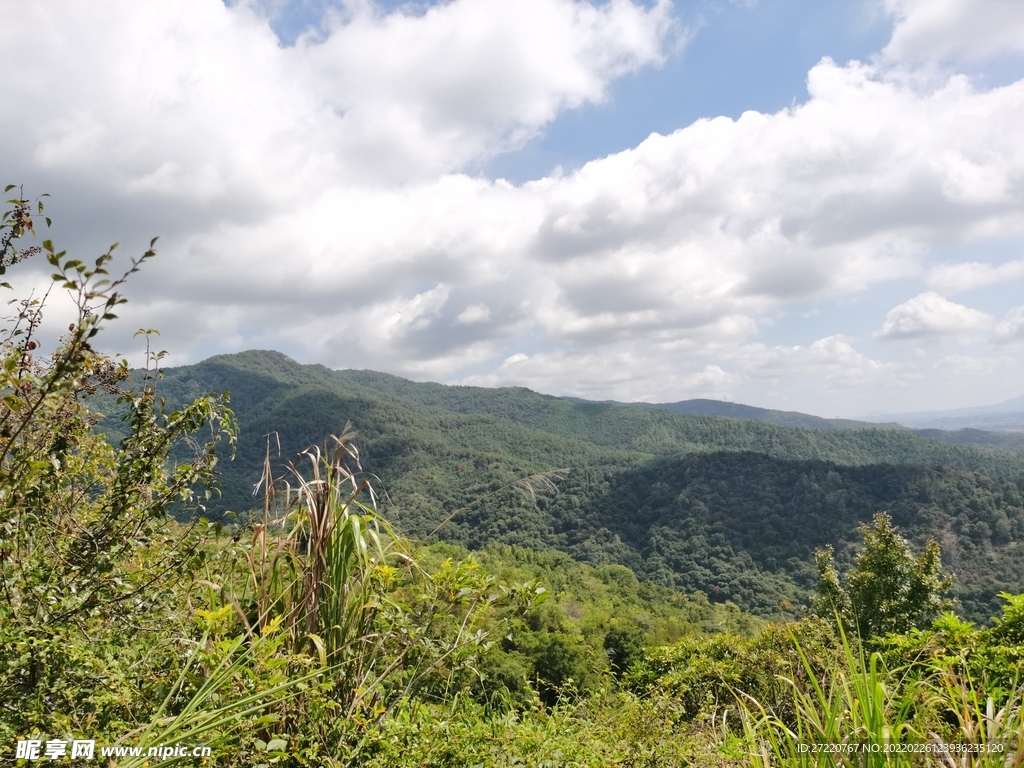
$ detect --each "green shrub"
[604,624,646,679]
[626,618,840,725]
[0,189,235,744]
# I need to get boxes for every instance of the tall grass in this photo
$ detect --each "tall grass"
[732,628,1024,767]
[734,627,914,767]
[922,669,1024,768]
[115,627,323,768]
[230,428,539,754]
[122,428,505,764]
[243,427,414,717]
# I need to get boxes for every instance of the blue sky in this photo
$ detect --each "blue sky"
[273,0,896,179]
[3,0,1024,417]
[486,0,893,181]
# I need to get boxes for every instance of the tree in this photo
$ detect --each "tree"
[813,511,954,639]
[0,186,236,739]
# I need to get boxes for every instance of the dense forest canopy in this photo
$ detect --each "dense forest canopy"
[103,349,1024,623]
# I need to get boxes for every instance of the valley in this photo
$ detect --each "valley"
[111,349,1024,624]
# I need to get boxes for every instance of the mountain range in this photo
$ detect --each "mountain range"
[867,395,1024,432]
[561,396,891,431]
[101,350,1024,623]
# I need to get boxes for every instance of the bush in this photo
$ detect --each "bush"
[626,618,839,724]
[604,623,646,679]
[0,188,235,743]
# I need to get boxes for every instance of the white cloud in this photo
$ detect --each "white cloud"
[934,353,1014,374]
[2,1,1024,414]
[463,335,900,402]
[884,0,1024,62]
[464,353,741,401]
[735,336,902,387]
[0,0,674,194]
[927,258,1024,294]
[457,304,492,324]
[678,364,739,392]
[306,0,675,178]
[995,306,1024,344]
[876,292,994,340]
[44,53,1024,401]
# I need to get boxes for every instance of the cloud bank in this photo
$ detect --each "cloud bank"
[927,259,1024,294]
[884,0,1024,62]
[2,0,1024,414]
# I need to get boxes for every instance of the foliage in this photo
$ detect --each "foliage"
[814,511,955,640]
[100,352,1024,622]
[734,625,921,768]
[113,625,323,768]
[625,619,840,725]
[190,431,562,763]
[0,188,236,744]
[878,595,1024,709]
[352,691,714,768]
[604,623,646,679]
[991,592,1024,645]
[730,617,1024,767]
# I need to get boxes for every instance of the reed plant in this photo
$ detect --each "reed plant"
[244,429,400,700]
[733,625,921,767]
[730,626,1024,767]
[921,667,1024,768]
[194,429,551,763]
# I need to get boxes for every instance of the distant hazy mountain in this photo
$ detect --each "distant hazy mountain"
[868,394,1024,431]
[561,396,892,431]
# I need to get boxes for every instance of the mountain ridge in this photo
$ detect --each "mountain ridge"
[561,396,897,431]
[866,394,1024,431]
[106,349,1024,622]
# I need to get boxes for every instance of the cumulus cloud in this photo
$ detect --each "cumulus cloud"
[305,0,675,179]
[876,292,994,340]
[927,258,1024,294]
[463,352,741,401]
[0,0,673,196]
[2,0,1024,414]
[884,0,1024,62]
[995,306,1024,344]
[213,58,1024,377]
[735,336,902,387]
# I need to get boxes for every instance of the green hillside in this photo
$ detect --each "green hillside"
[105,350,1024,622]
[563,395,887,431]
[332,365,1024,475]
[913,427,1024,452]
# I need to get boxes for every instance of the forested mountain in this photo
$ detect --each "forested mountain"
[332,367,1024,466]
[109,350,1024,622]
[913,428,1024,452]
[562,395,885,431]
